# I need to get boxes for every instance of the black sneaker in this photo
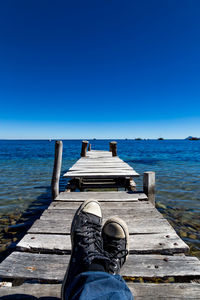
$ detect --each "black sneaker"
[102,216,129,275]
[61,199,110,300]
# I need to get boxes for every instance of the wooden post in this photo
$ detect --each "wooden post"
[109,142,112,152]
[81,140,89,157]
[110,141,117,156]
[143,172,155,206]
[51,141,63,200]
[88,144,91,151]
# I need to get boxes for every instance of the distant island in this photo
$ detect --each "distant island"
[185,136,200,140]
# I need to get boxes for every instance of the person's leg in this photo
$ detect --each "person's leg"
[66,271,133,300]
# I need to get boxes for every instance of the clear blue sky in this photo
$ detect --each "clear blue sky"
[1,0,200,139]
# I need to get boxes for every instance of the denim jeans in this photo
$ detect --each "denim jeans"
[64,271,134,300]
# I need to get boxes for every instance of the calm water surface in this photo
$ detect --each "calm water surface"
[0,140,199,260]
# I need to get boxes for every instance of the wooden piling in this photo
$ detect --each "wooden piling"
[110,141,117,156]
[81,141,89,157]
[88,144,91,151]
[51,141,63,200]
[143,171,155,205]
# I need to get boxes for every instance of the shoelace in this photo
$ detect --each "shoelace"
[108,248,128,260]
[104,239,128,267]
[107,249,128,273]
[76,218,110,264]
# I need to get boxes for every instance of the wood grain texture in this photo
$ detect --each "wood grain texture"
[55,191,147,201]
[69,167,133,171]
[0,252,69,281]
[39,209,163,222]
[49,201,143,209]
[1,283,200,299]
[0,283,61,298]
[40,204,163,219]
[0,252,199,281]
[49,201,152,210]
[17,232,189,254]
[28,218,176,235]
[128,283,200,299]
[64,171,139,178]
[17,234,70,254]
[75,163,128,166]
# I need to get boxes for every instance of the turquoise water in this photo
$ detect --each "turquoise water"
[0,140,200,259]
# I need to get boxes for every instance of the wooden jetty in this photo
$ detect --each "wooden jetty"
[0,140,200,299]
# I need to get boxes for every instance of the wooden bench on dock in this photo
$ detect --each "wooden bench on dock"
[0,141,200,299]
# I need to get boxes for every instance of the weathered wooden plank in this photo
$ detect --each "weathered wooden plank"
[122,255,200,277]
[75,162,130,165]
[66,164,134,169]
[39,213,164,222]
[39,207,163,220]
[1,283,200,299]
[76,160,124,164]
[67,164,132,169]
[71,162,132,166]
[69,167,133,171]
[0,283,61,298]
[0,252,68,281]
[49,201,152,210]
[79,157,122,160]
[35,211,163,224]
[74,166,132,170]
[87,150,111,154]
[55,191,147,201]
[64,172,139,178]
[74,163,129,166]
[0,252,199,282]
[17,232,189,254]
[79,158,122,160]
[48,201,155,210]
[17,234,70,253]
[68,169,134,174]
[73,167,133,172]
[128,283,200,299]
[28,218,176,235]
[86,154,113,158]
[87,152,113,155]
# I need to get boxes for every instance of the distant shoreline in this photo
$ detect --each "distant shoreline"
[0,138,199,141]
